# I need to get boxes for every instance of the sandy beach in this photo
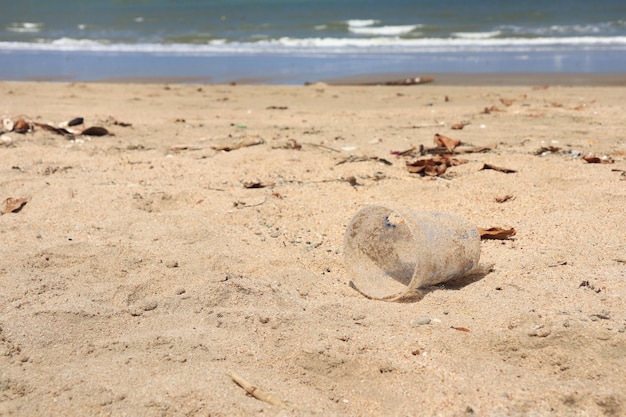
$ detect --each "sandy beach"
[1,80,625,416]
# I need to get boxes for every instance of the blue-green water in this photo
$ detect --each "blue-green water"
[1,0,625,83]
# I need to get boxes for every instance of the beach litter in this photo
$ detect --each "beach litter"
[344,205,481,301]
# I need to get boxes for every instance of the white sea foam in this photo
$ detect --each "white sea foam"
[349,25,420,36]
[498,22,622,36]
[346,19,379,28]
[453,31,501,39]
[7,22,43,33]
[1,36,625,55]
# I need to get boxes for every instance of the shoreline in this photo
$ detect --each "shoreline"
[2,47,626,85]
[4,72,625,87]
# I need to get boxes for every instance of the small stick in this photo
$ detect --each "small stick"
[228,371,288,408]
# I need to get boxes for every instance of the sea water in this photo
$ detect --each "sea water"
[1,0,625,83]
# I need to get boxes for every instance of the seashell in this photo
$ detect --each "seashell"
[13,118,29,134]
[2,118,14,132]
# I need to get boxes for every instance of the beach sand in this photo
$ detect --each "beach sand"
[1,80,625,416]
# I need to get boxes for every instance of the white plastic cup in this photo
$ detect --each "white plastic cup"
[344,205,480,300]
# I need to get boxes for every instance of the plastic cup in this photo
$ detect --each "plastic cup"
[344,205,480,300]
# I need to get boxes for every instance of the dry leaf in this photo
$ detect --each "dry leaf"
[433,133,460,151]
[82,126,110,136]
[34,122,72,136]
[212,135,264,151]
[243,181,274,189]
[478,227,516,240]
[535,146,561,156]
[67,117,84,126]
[406,155,468,176]
[495,195,514,203]
[1,197,31,215]
[391,146,418,157]
[481,163,517,173]
[451,326,470,332]
[451,121,470,130]
[481,105,504,114]
[583,156,614,164]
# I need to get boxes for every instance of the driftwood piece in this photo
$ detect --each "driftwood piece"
[228,371,288,408]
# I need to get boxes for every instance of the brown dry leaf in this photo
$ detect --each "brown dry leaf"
[451,326,470,332]
[212,135,264,152]
[478,227,516,240]
[451,121,470,130]
[391,146,418,157]
[481,105,504,114]
[34,122,72,136]
[1,197,31,215]
[406,155,468,176]
[82,126,110,136]
[500,98,515,106]
[272,139,301,150]
[481,163,517,173]
[534,146,562,156]
[495,195,514,203]
[583,156,614,164]
[433,133,461,151]
[426,144,496,155]
[243,181,274,189]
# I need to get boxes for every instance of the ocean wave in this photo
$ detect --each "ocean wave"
[344,19,420,36]
[452,31,501,39]
[349,25,421,36]
[497,21,626,37]
[6,22,44,33]
[2,36,626,55]
[346,19,380,28]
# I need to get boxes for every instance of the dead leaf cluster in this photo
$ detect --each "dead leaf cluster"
[402,134,501,177]
[406,154,468,176]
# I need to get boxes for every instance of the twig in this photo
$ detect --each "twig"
[305,143,341,153]
[228,371,288,408]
